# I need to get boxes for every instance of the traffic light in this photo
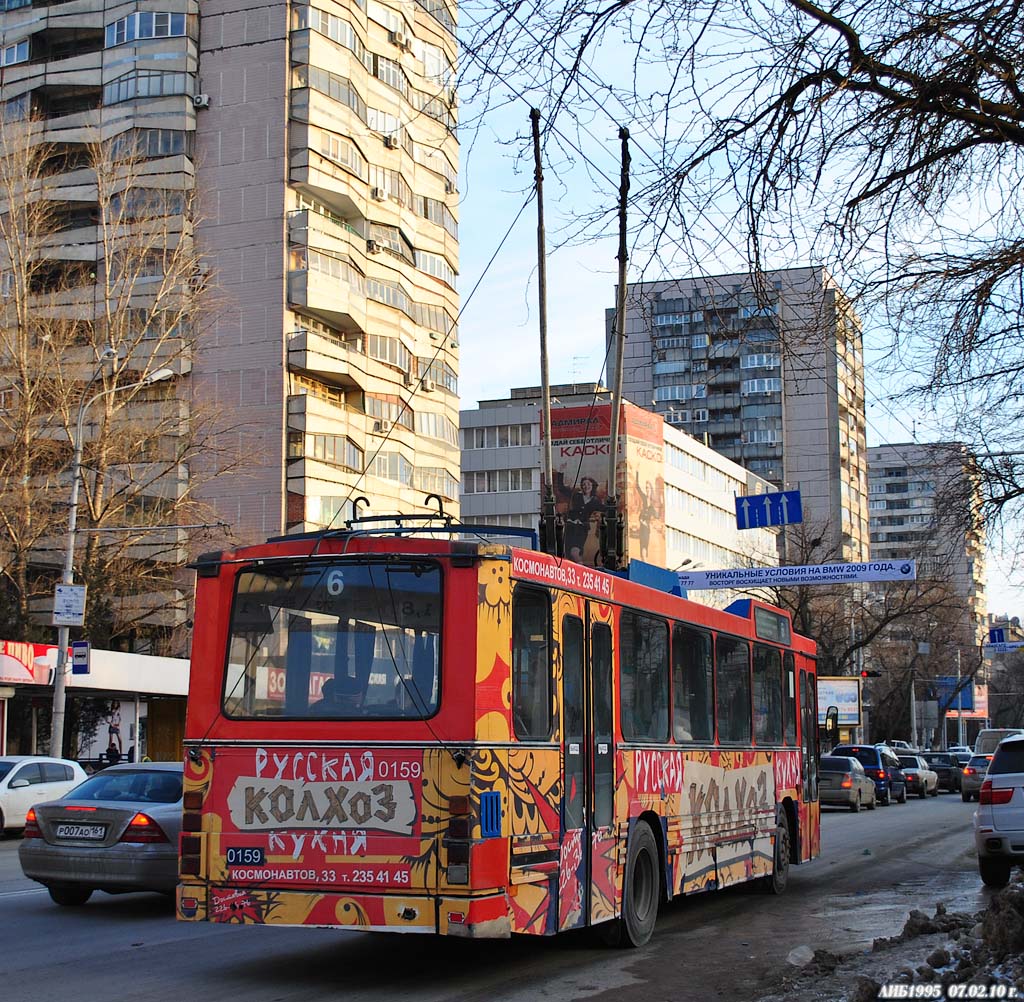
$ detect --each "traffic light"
[860,670,882,678]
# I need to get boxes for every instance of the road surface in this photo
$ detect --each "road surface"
[0,796,988,1002]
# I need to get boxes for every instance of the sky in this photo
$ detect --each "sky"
[451,100,1024,622]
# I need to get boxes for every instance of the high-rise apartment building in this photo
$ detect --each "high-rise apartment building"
[461,384,779,607]
[0,0,459,646]
[611,267,869,562]
[199,0,460,538]
[867,442,987,643]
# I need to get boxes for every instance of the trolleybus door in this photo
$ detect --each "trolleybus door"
[558,609,617,930]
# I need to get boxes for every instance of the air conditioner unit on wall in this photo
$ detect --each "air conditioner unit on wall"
[383,134,398,150]
[373,420,393,434]
[422,378,436,393]
[371,187,387,201]
[366,239,380,254]
[389,30,410,50]
[193,93,210,109]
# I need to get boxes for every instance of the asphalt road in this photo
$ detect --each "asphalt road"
[0,795,988,1002]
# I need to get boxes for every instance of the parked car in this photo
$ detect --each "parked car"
[0,757,88,834]
[819,755,877,811]
[18,762,182,906]
[922,752,962,793]
[888,740,918,753]
[898,755,940,798]
[973,734,1024,887]
[962,754,992,801]
[831,744,908,805]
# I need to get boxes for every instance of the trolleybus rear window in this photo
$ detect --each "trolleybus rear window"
[222,560,441,720]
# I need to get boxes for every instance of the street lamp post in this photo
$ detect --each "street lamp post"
[49,361,175,758]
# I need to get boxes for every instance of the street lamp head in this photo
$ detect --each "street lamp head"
[145,368,175,385]
[98,345,117,362]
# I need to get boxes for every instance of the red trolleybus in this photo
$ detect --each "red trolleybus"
[177,522,819,946]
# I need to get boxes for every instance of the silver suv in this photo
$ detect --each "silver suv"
[973,735,1024,887]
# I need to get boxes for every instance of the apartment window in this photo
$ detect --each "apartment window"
[368,224,414,264]
[113,129,191,159]
[294,65,367,122]
[414,411,458,445]
[105,12,187,47]
[654,384,706,402]
[414,250,456,289]
[370,451,414,484]
[317,129,368,180]
[418,357,458,394]
[292,6,367,63]
[366,277,411,315]
[463,424,534,449]
[420,196,458,238]
[366,334,411,372]
[462,469,535,493]
[0,386,13,411]
[365,394,413,430]
[372,54,409,99]
[306,433,363,471]
[103,70,191,105]
[1,40,28,66]
[740,353,780,369]
[292,248,365,294]
[741,378,783,395]
[414,466,459,499]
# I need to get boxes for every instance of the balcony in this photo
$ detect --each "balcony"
[287,262,367,335]
[288,208,364,261]
[289,146,363,221]
[287,328,366,389]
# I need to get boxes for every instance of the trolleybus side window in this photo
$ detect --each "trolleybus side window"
[716,636,751,743]
[672,624,713,743]
[592,622,614,827]
[783,653,797,745]
[620,611,669,743]
[753,644,783,745]
[512,586,552,740]
[801,669,818,800]
[562,615,585,831]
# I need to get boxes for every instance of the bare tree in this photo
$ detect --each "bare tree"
[0,117,239,653]
[460,0,1024,539]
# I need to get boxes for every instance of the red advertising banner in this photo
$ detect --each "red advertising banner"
[0,640,58,685]
[544,401,665,568]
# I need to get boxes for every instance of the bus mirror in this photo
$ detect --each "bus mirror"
[824,705,839,751]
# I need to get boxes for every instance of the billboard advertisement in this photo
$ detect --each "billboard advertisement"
[817,676,861,726]
[947,684,989,720]
[0,640,57,685]
[544,401,665,568]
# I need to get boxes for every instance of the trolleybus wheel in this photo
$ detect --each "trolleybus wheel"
[760,811,791,896]
[599,820,660,948]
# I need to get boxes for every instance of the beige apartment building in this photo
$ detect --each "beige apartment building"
[0,0,460,544]
[197,0,460,538]
[611,266,869,562]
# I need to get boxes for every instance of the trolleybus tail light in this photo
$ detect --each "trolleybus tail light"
[182,790,204,832]
[23,808,42,839]
[980,781,1014,805]
[120,813,169,843]
[180,835,202,875]
[446,794,472,884]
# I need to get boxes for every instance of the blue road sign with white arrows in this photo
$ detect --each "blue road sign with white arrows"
[990,627,1006,645]
[735,490,804,530]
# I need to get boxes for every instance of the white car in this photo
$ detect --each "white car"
[0,757,88,833]
[973,734,1024,887]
